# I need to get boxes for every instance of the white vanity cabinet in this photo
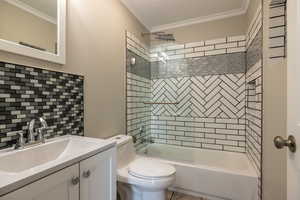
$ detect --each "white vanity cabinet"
[80,148,116,200]
[2,164,80,200]
[1,148,116,200]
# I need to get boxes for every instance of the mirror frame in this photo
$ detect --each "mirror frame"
[0,0,66,64]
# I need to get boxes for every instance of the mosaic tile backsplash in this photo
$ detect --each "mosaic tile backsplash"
[0,62,84,149]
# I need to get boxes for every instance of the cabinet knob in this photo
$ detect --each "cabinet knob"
[83,170,91,178]
[71,176,80,185]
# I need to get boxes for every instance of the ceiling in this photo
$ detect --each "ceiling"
[18,0,57,19]
[120,0,249,32]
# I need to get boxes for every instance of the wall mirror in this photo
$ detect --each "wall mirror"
[0,0,66,64]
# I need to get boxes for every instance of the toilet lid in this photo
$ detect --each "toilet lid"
[128,159,176,179]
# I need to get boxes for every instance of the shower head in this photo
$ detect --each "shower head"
[154,34,176,42]
[142,32,176,42]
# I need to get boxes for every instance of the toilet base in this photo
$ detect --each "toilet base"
[118,182,166,200]
[141,191,165,200]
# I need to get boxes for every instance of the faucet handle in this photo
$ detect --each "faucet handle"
[28,119,36,143]
[37,127,49,143]
[15,131,25,149]
[39,117,48,128]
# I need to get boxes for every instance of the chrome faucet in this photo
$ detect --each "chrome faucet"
[28,119,36,143]
[14,131,25,149]
[15,117,49,149]
[141,137,154,144]
[28,117,49,143]
[37,117,48,143]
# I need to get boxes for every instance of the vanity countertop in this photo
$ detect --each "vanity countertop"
[0,135,116,196]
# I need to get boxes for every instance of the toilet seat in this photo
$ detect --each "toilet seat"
[128,158,176,180]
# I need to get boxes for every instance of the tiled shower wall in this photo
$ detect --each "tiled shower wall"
[126,14,263,156]
[245,3,263,200]
[0,62,84,149]
[150,74,247,152]
[126,32,151,150]
[269,0,286,58]
[126,3,263,198]
[149,36,248,152]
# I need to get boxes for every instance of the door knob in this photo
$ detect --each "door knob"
[71,177,80,185]
[83,170,91,178]
[274,135,297,153]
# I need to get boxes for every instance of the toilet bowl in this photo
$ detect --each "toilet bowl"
[108,135,176,200]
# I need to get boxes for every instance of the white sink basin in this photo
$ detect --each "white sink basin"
[0,140,70,173]
[0,135,116,196]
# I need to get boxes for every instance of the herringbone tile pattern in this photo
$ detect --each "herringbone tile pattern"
[151,74,246,119]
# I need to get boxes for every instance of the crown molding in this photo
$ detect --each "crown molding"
[120,0,250,33]
[151,0,250,32]
[4,0,57,24]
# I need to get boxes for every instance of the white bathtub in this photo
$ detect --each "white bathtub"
[138,144,258,200]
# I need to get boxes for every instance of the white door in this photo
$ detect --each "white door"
[287,0,300,199]
[1,164,79,200]
[80,148,117,200]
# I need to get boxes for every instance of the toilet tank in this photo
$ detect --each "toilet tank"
[108,135,136,168]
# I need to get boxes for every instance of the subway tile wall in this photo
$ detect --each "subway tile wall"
[148,33,248,153]
[126,32,151,149]
[269,1,286,58]
[245,4,263,199]
[150,35,246,62]
[126,31,150,61]
[246,60,262,174]
[126,72,151,150]
[270,0,286,6]
[0,62,84,149]
[126,2,263,197]
[126,17,263,176]
[151,116,246,152]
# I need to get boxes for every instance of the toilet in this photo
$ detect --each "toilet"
[108,135,176,200]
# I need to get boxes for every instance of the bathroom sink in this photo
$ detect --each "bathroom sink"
[0,140,69,173]
[0,135,116,196]
[0,136,113,173]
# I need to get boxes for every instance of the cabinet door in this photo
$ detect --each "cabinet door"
[2,164,79,200]
[80,147,117,200]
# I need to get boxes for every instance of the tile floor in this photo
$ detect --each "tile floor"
[166,191,209,200]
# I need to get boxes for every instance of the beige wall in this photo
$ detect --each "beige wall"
[154,15,247,44]
[0,1,57,53]
[262,0,287,200]
[0,0,149,139]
